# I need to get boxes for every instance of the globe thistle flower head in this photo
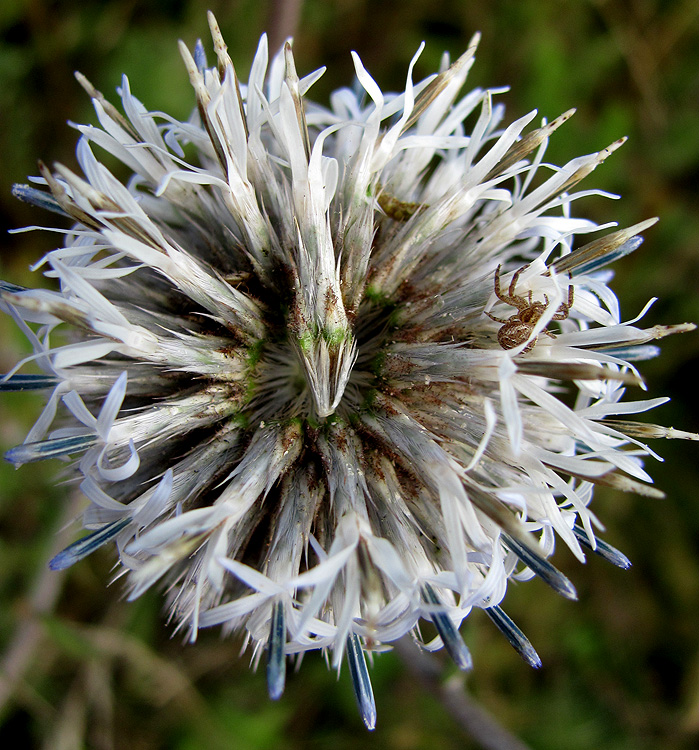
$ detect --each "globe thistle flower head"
[3,12,696,729]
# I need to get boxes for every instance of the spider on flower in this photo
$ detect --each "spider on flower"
[486,264,575,352]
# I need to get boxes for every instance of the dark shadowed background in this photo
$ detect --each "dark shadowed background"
[1,1,698,748]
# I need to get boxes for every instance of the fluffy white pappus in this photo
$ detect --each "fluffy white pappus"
[2,11,696,729]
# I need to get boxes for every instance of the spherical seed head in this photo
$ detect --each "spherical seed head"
[2,16,695,721]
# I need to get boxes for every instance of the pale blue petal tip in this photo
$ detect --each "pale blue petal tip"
[423,583,473,671]
[5,434,97,466]
[193,39,207,72]
[49,517,130,571]
[503,534,578,601]
[11,184,67,217]
[573,525,632,570]
[574,236,644,276]
[266,601,287,701]
[486,605,542,669]
[0,374,60,392]
[346,633,377,731]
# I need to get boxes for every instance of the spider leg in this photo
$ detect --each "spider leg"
[551,296,572,321]
[508,265,526,298]
[486,310,510,324]
[494,264,528,307]
[543,329,557,339]
[522,335,538,353]
[551,282,574,320]
[493,264,509,303]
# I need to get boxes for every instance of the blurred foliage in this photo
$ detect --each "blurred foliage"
[1,0,699,748]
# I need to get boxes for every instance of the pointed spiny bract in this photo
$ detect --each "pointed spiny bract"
[2,15,695,727]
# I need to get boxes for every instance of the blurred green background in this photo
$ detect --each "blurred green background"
[1,1,699,748]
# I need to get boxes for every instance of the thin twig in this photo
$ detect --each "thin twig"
[394,637,532,750]
[592,0,666,131]
[267,0,304,54]
[0,492,81,716]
